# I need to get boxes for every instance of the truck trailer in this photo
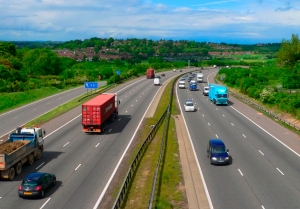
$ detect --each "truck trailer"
[0,126,45,180]
[208,84,228,105]
[82,93,120,133]
[146,68,155,79]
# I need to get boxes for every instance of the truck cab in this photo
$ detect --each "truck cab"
[208,84,228,105]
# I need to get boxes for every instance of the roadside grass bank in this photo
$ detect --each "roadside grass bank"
[0,85,82,114]
[120,78,186,209]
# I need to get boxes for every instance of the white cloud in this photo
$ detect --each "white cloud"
[0,0,299,43]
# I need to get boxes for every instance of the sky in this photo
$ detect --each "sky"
[0,0,300,44]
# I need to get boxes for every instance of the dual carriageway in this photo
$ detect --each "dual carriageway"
[1,68,300,209]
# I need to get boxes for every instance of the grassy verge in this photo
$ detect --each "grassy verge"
[120,77,186,208]
[0,85,82,114]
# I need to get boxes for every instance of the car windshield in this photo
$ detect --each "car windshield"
[204,87,209,90]
[216,94,227,98]
[185,103,194,106]
[212,146,226,153]
[22,180,38,186]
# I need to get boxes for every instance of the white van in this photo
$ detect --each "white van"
[178,80,185,89]
[196,73,203,83]
[154,78,160,86]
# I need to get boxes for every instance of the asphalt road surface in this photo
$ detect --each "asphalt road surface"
[176,70,300,209]
[0,81,107,139]
[0,69,189,209]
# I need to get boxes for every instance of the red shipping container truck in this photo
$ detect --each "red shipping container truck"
[82,93,120,133]
[146,68,155,79]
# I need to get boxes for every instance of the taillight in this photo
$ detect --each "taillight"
[35,185,42,191]
[18,185,22,190]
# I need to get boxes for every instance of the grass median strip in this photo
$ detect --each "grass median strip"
[120,78,186,209]
[25,85,113,127]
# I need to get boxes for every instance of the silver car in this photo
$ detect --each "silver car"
[203,86,209,96]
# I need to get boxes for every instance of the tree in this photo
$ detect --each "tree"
[277,34,300,69]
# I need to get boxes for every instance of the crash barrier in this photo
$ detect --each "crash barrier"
[215,79,300,131]
[112,75,178,209]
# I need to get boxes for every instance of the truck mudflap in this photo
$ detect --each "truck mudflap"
[83,128,101,133]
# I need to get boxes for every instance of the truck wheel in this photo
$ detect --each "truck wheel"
[28,154,34,165]
[15,162,22,175]
[35,149,42,160]
[9,167,15,181]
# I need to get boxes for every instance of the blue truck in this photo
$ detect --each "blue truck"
[189,81,198,91]
[0,127,45,180]
[208,84,228,105]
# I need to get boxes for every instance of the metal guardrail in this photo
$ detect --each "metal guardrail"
[112,75,179,209]
[215,79,300,131]
[148,80,173,208]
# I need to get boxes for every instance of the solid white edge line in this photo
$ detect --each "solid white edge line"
[75,164,81,170]
[238,169,244,176]
[40,197,51,209]
[276,168,284,175]
[92,81,165,209]
[0,85,83,118]
[259,150,264,155]
[44,115,82,139]
[230,106,300,157]
[36,162,45,170]
[176,80,214,209]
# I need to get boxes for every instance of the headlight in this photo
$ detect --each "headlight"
[225,157,229,160]
[212,157,217,160]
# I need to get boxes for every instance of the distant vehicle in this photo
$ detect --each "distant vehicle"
[207,139,231,165]
[178,80,185,89]
[173,69,176,72]
[181,76,186,80]
[82,93,120,133]
[180,70,182,72]
[146,68,155,79]
[184,100,196,112]
[18,172,56,198]
[154,78,160,86]
[188,77,192,82]
[197,73,204,83]
[203,86,209,96]
[0,126,45,180]
[189,82,198,91]
[213,65,217,68]
[208,84,228,105]
[190,80,196,84]
[155,75,161,79]
[161,73,165,77]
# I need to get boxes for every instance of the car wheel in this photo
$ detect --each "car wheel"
[40,190,45,198]
[53,179,56,186]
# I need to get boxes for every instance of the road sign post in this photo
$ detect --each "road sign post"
[84,82,99,97]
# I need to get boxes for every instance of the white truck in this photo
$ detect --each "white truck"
[0,126,45,180]
[197,73,204,83]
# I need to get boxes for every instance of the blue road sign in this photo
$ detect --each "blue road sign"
[84,82,98,89]
[116,70,121,75]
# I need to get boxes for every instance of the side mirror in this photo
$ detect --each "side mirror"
[227,149,229,152]
[43,130,46,136]
[119,101,121,104]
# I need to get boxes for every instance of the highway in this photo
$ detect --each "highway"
[176,69,300,209]
[0,70,186,209]
[0,81,107,140]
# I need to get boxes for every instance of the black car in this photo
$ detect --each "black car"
[18,172,56,198]
[161,73,165,77]
[155,75,161,79]
[207,139,231,165]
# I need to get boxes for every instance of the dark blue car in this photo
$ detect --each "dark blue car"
[207,139,231,165]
